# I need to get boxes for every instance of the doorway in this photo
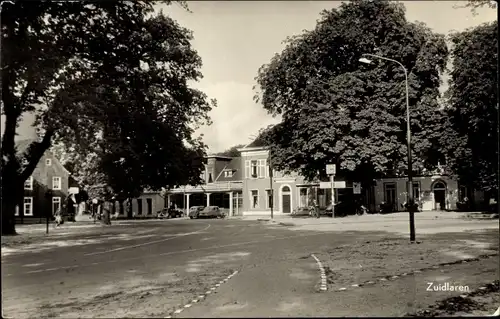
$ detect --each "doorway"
[383,182,397,212]
[432,181,447,210]
[281,185,292,214]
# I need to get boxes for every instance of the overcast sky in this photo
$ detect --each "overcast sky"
[6,1,497,153]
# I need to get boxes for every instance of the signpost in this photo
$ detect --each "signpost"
[353,182,361,194]
[326,164,336,218]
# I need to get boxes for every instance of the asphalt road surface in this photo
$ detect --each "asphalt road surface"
[2,218,498,318]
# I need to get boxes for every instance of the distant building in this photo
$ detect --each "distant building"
[165,155,244,217]
[16,139,79,224]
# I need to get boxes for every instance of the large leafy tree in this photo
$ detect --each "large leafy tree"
[441,22,498,198]
[254,0,448,184]
[1,1,215,234]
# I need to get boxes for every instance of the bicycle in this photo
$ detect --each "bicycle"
[308,205,320,218]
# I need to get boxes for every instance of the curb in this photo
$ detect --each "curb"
[311,254,327,292]
[166,270,239,318]
[492,306,500,316]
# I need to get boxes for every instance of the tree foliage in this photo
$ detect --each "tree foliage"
[441,22,498,195]
[1,1,215,234]
[254,0,448,182]
[215,144,245,158]
[455,0,497,15]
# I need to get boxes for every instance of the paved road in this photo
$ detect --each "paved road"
[2,218,498,318]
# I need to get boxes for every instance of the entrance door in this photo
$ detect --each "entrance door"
[232,192,243,216]
[384,183,397,211]
[433,181,447,210]
[281,186,291,213]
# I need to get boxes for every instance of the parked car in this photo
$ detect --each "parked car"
[157,208,183,219]
[188,206,205,219]
[198,206,225,218]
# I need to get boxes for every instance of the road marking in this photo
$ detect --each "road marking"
[168,271,239,318]
[84,224,211,256]
[311,254,328,292]
[17,232,334,275]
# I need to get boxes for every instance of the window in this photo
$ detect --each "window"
[147,198,152,215]
[224,170,233,178]
[46,159,52,166]
[52,176,61,190]
[137,199,143,215]
[24,176,33,190]
[52,197,61,215]
[258,159,266,178]
[383,183,397,209]
[412,182,421,201]
[299,188,308,207]
[266,189,273,209]
[251,190,259,208]
[208,173,213,183]
[24,197,33,216]
[251,160,258,178]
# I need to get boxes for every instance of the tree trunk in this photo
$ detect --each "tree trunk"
[1,197,17,235]
[1,173,22,235]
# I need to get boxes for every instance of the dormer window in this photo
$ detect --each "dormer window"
[224,170,233,178]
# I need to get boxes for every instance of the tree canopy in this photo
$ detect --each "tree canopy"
[215,144,245,158]
[1,1,215,234]
[441,22,498,196]
[254,0,448,182]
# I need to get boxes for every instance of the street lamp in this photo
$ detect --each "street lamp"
[359,53,416,243]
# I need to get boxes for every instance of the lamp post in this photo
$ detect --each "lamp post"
[359,53,416,243]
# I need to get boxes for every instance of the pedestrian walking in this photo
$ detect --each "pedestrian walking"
[312,199,320,218]
[54,207,63,227]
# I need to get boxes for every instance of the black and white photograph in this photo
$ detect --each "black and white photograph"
[1,0,498,317]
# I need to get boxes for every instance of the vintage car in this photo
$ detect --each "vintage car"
[157,207,184,219]
[188,206,205,219]
[198,206,225,219]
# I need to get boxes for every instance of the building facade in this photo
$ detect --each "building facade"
[87,145,486,220]
[237,145,484,215]
[165,155,244,217]
[16,140,77,223]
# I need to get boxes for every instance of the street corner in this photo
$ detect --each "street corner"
[406,280,500,317]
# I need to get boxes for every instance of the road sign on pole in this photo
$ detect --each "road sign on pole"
[326,164,336,175]
[353,182,361,194]
[330,175,335,218]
